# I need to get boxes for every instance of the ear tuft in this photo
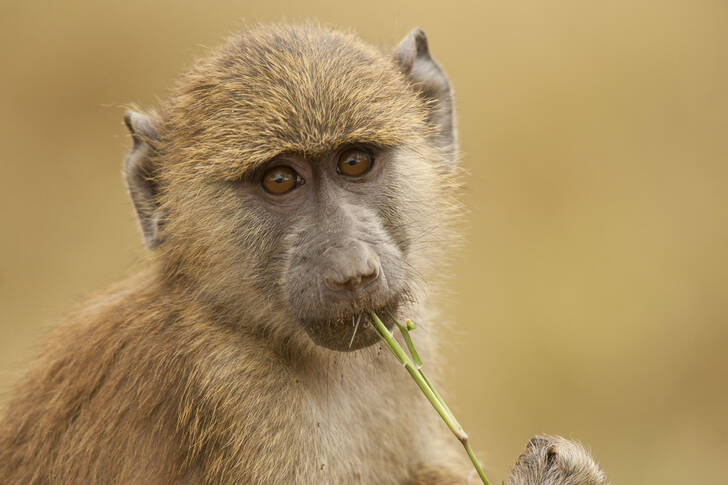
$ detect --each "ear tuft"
[123,109,163,248]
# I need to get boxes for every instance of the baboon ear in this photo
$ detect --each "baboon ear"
[395,28,456,163]
[124,109,163,248]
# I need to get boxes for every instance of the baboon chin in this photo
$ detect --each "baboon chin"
[0,23,607,485]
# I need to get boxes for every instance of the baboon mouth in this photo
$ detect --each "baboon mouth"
[299,299,399,352]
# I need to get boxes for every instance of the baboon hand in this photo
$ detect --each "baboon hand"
[504,435,608,485]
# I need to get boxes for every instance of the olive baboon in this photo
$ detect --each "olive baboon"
[0,24,607,484]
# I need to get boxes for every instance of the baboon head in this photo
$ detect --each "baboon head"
[124,24,458,351]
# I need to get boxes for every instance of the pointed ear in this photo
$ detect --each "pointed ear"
[395,28,456,164]
[123,109,163,248]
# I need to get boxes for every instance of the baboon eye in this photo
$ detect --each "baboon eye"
[262,166,303,195]
[337,149,373,177]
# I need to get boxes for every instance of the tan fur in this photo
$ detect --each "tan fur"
[0,23,606,485]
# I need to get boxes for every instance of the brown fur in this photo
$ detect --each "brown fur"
[0,23,606,484]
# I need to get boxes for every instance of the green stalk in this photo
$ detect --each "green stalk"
[369,312,462,437]
[389,312,423,368]
[389,314,462,434]
[368,311,491,485]
[418,369,460,433]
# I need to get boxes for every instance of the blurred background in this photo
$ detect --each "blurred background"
[1,1,726,483]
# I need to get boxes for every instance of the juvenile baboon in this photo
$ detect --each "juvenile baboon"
[0,24,607,484]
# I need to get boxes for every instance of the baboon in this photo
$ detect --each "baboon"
[0,24,608,484]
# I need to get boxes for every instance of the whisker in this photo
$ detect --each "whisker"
[348,313,362,349]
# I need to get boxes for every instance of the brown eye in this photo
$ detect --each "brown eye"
[262,166,301,195]
[337,149,373,177]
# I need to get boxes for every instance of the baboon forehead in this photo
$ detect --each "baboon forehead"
[159,24,430,180]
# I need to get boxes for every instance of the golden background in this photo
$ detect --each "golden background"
[1,1,726,483]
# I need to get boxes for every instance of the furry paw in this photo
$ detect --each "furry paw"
[505,435,608,485]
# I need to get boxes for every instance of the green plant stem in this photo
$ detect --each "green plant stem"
[464,440,490,485]
[391,315,460,433]
[390,314,423,368]
[368,311,491,485]
[381,313,464,435]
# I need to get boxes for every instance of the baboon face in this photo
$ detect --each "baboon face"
[125,25,455,351]
[229,145,418,350]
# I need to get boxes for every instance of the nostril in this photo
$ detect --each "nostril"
[359,266,379,286]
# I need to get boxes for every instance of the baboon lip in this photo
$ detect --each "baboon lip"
[299,299,399,352]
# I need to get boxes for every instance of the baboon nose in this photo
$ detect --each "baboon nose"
[324,264,381,293]
[321,240,383,295]
[324,262,380,292]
